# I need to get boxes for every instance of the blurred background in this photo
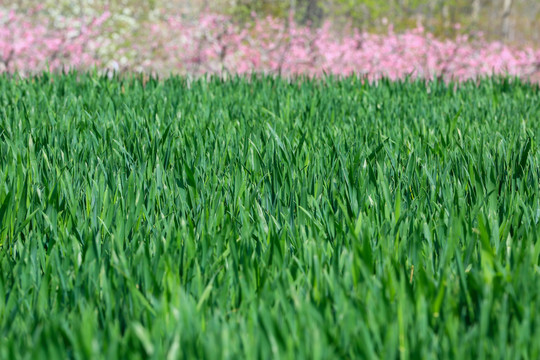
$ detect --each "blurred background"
[5,0,539,43]
[1,0,539,79]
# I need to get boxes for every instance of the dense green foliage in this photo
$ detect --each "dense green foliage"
[0,74,539,359]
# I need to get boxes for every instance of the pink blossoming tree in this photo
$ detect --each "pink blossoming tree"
[1,8,539,81]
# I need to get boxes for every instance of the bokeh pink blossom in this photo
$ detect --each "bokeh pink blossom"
[1,9,539,81]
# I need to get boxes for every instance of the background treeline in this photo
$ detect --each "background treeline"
[4,0,539,43]
[220,0,539,42]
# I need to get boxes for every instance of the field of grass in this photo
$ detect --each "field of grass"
[0,74,539,359]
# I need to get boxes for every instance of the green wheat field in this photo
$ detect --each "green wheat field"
[0,74,539,359]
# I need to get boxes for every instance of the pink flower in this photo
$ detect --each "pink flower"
[1,8,539,81]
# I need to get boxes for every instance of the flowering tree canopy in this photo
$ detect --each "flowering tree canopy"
[1,9,539,81]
